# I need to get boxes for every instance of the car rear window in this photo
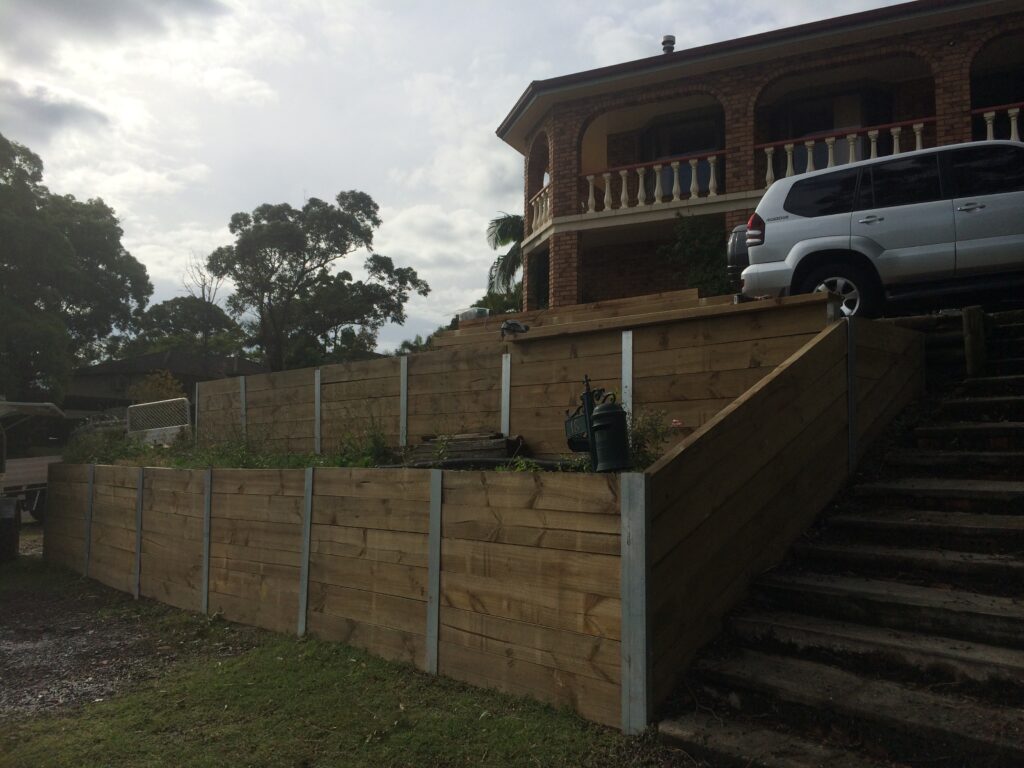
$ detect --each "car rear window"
[783,169,859,217]
[860,155,943,209]
[950,145,1024,197]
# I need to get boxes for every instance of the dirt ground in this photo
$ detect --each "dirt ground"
[0,522,261,723]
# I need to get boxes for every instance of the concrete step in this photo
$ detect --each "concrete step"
[827,509,1024,554]
[915,421,1024,450]
[852,477,1024,513]
[658,710,896,768]
[730,611,1024,691]
[883,449,1024,477]
[936,395,1024,421]
[961,374,1024,396]
[693,650,1024,767]
[790,541,1024,595]
[754,573,1024,649]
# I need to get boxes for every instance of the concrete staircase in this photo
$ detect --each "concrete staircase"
[659,310,1024,767]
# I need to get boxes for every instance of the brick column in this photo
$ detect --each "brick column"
[930,45,973,146]
[721,78,756,194]
[549,232,581,307]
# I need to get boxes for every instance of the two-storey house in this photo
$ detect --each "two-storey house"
[496,0,1024,310]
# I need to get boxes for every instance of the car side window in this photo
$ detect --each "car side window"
[950,145,1024,197]
[783,168,859,217]
[869,155,943,208]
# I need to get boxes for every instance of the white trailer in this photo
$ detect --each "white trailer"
[0,402,65,523]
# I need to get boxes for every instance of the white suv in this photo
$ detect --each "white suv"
[741,141,1024,316]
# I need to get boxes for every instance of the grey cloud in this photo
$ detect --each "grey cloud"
[0,0,226,65]
[0,79,108,145]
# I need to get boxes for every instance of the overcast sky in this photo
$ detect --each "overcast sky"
[0,0,894,350]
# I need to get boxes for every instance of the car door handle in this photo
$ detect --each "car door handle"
[957,202,986,212]
[857,215,884,224]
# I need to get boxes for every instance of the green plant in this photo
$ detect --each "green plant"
[627,409,675,470]
[658,213,732,297]
[497,457,541,473]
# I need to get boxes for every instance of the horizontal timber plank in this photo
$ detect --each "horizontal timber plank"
[440,607,620,684]
[314,468,430,500]
[208,590,295,634]
[307,612,425,669]
[311,495,429,533]
[212,469,306,497]
[319,358,400,384]
[309,553,427,601]
[212,492,303,524]
[442,471,618,514]
[210,518,301,553]
[308,581,426,634]
[441,571,620,639]
[140,575,201,612]
[311,525,427,567]
[438,641,619,727]
[442,538,619,598]
[442,505,619,555]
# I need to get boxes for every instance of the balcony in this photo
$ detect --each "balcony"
[581,150,722,214]
[755,116,937,188]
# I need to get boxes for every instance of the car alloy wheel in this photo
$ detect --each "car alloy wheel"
[814,276,860,316]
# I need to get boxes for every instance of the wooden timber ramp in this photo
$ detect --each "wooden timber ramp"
[660,309,1024,767]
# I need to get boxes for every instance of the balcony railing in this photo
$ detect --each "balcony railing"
[971,101,1022,142]
[755,117,937,188]
[579,150,722,216]
[528,184,552,235]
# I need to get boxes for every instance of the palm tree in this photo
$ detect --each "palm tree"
[486,212,524,294]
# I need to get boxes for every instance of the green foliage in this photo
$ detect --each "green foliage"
[495,456,542,472]
[628,409,676,470]
[63,422,398,470]
[206,193,429,371]
[115,296,247,358]
[0,132,152,401]
[125,370,186,404]
[486,212,524,294]
[472,283,523,316]
[659,213,732,298]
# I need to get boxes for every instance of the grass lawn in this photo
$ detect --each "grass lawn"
[1,548,688,768]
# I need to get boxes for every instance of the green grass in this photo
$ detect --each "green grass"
[1,558,677,768]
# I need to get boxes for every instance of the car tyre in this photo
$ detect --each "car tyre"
[799,262,883,318]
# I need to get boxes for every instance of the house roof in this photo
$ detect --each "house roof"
[75,350,267,380]
[496,0,1010,152]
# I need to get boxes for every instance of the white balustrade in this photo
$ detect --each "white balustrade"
[528,184,552,234]
[760,118,936,185]
[579,151,723,216]
[978,104,1022,142]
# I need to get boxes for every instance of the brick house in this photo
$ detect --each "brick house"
[496,0,1024,310]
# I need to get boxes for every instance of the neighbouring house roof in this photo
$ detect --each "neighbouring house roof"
[497,0,1011,152]
[74,350,267,380]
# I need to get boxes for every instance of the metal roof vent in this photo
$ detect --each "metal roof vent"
[662,34,675,54]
